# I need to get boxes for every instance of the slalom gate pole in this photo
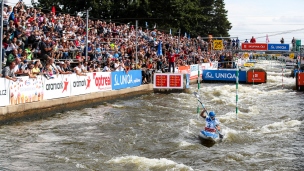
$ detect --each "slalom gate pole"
[299,71,301,91]
[253,66,254,85]
[236,59,239,120]
[197,64,200,114]
[282,66,284,89]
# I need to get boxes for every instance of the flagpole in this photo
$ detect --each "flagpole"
[177,29,180,52]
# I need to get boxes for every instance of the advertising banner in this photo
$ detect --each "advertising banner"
[44,74,71,100]
[247,71,266,83]
[70,73,93,96]
[202,70,247,82]
[267,44,289,51]
[153,73,184,89]
[241,43,267,51]
[0,78,10,106]
[8,76,44,105]
[298,73,304,86]
[91,72,112,92]
[111,70,142,90]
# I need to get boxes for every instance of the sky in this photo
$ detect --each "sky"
[225,0,304,45]
[6,0,304,45]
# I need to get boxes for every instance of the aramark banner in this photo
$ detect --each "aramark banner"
[9,76,44,105]
[0,78,10,106]
[111,70,142,90]
[202,69,247,82]
[44,74,71,100]
[70,74,92,96]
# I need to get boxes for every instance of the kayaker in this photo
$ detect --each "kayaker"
[200,109,221,133]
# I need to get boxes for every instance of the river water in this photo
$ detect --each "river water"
[0,60,303,171]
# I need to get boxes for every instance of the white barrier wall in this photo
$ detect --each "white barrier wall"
[0,78,10,106]
[69,72,112,95]
[44,74,71,100]
[8,76,44,105]
[91,72,112,92]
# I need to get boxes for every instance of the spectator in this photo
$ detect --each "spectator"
[1,61,18,82]
[74,62,87,76]
[280,37,284,44]
[250,36,256,43]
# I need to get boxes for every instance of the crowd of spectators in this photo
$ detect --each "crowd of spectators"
[1,1,238,83]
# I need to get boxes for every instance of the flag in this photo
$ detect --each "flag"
[169,29,171,35]
[184,32,187,38]
[153,23,156,29]
[266,34,270,43]
[51,6,56,14]
[51,6,56,23]
[157,41,163,56]
[145,22,148,28]
[188,33,190,39]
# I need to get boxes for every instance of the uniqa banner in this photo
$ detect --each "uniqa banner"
[8,76,44,105]
[202,69,247,82]
[111,70,142,90]
[43,74,71,100]
[0,78,10,106]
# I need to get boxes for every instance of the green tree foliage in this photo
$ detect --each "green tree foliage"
[36,0,231,37]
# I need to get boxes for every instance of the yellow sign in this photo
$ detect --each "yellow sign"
[213,40,223,50]
[244,63,254,67]
[289,53,294,59]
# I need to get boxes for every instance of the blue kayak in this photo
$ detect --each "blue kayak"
[198,130,220,142]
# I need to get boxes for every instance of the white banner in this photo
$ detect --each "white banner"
[8,76,44,105]
[91,72,112,92]
[43,74,71,100]
[70,73,93,96]
[0,78,10,106]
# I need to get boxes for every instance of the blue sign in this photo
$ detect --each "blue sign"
[111,70,142,90]
[267,44,289,51]
[202,70,246,82]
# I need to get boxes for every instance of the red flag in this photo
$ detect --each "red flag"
[51,6,56,14]
[51,6,56,23]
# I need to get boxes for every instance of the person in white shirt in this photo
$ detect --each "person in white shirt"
[74,62,87,76]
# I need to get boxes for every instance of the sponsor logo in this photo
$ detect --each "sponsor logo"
[46,78,69,93]
[205,72,237,79]
[73,80,86,87]
[46,83,63,90]
[205,72,214,78]
[0,90,7,95]
[114,74,135,86]
[63,78,69,93]
[86,76,91,89]
[93,73,111,89]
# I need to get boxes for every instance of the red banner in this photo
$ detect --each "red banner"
[153,73,183,89]
[241,43,267,51]
[247,71,266,83]
[298,73,304,86]
[155,75,168,87]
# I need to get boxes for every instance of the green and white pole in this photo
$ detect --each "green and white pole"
[236,59,239,120]
[197,64,200,115]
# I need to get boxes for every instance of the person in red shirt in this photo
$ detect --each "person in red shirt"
[250,36,256,43]
[168,50,178,73]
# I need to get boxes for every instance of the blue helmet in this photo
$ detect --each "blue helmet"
[209,111,216,117]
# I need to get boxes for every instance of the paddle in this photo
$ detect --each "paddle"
[193,92,224,139]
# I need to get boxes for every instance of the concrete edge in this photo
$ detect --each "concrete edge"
[0,84,154,125]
